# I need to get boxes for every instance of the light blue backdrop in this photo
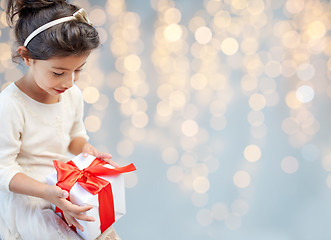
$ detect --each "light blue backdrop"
[1,0,331,239]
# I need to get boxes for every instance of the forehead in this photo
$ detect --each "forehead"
[41,54,90,70]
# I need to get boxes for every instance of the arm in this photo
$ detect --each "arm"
[9,172,94,232]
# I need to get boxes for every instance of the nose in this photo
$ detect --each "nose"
[63,72,75,89]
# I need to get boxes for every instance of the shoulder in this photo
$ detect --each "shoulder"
[0,83,24,120]
[0,83,22,109]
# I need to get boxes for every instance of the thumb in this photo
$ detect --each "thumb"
[58,189,69,198]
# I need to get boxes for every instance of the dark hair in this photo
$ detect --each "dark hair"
[6,0,100,62]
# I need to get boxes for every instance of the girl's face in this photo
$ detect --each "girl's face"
[28,53,90,96]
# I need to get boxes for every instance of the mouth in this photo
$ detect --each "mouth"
[54,88,66,94]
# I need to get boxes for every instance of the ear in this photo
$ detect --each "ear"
[17,46,32,66]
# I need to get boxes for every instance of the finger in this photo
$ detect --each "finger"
[83,150,92,157]
[102,158,118,168]
[64,201,94,214]
[65,214,85,232]
[96,152,112,159]
[71,217,84,232]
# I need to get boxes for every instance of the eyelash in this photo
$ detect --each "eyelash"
[52,69,83,77]
[53,72,64,77]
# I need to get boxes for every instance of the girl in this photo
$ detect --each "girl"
[0,0,120,239]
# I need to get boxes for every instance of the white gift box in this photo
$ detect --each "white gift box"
[46,154,126,240]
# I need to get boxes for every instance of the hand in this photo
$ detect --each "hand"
[82,143,119,168]
[45,185,95,232]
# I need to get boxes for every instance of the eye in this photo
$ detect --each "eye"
[53,72,64,77]
[75,69,83,73]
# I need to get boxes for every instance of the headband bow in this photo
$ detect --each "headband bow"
[73,8,93,26]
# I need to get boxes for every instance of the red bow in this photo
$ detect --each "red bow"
[53,158,136,233]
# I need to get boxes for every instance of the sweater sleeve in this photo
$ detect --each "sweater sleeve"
[69,85,89,141]
[0,98,24,192]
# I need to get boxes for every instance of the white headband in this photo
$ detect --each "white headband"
[24,8,93,47]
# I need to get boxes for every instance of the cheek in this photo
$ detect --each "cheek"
[73,72,81,81]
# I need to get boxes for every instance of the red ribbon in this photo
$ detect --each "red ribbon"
[53,158,136,233]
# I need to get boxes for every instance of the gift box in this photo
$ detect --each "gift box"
[46,153,136,240]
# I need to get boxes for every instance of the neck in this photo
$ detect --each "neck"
[16,74,60,104]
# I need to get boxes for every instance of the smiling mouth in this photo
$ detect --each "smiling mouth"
[54,89,66,94]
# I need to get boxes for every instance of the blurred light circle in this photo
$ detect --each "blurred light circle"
[233,171,251,188]
[164,8,182,24]
[195,26,213,44]
[181,175,194,191]
[282,31,300,49]
[204,156,220,173]
[196,208,213,226]
[82,86,100,104]
[247,110,265,126]
[164,23,182,42]
[89,8,107,26]
[213,11,231,28]
[247,0,265,15]
[93,94,109,111]
[193,176,210,193]
[265,61,282,78]
[249,93,266,111]
[117,139,134,157]
[241,75,258,92]
[162,147,179,165]
[212,202,229,221]
[221,37,239,55]
[285,0,305,14]
[281,156,299,174]
[96,27,108,44]
[124,172,138,188]
[84,115,101,133]
[122,12,141,27]
[192,164,209,178]
[131,111,149,128]
[188,16,206,33]
[190,73,207,90]
[181,119,199,137]
[167,165,184,183]
[114,86,131,103]
[296,63,315,81]
[124,54,141,72]
[224,214,241,230]
[169,90,186,109]
[244,144,261,162]
[306,21,326,39]
[231,0,247,10]
[296,85,314,103]
[157,84,173,99]
[241,37,258,55]
[281,117,299,135]
[231,199,249,216]
[285,91,302,109]
[157,101,173,117]
[322,154,331,172]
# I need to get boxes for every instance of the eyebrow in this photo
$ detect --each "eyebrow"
[52,62,86,71]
